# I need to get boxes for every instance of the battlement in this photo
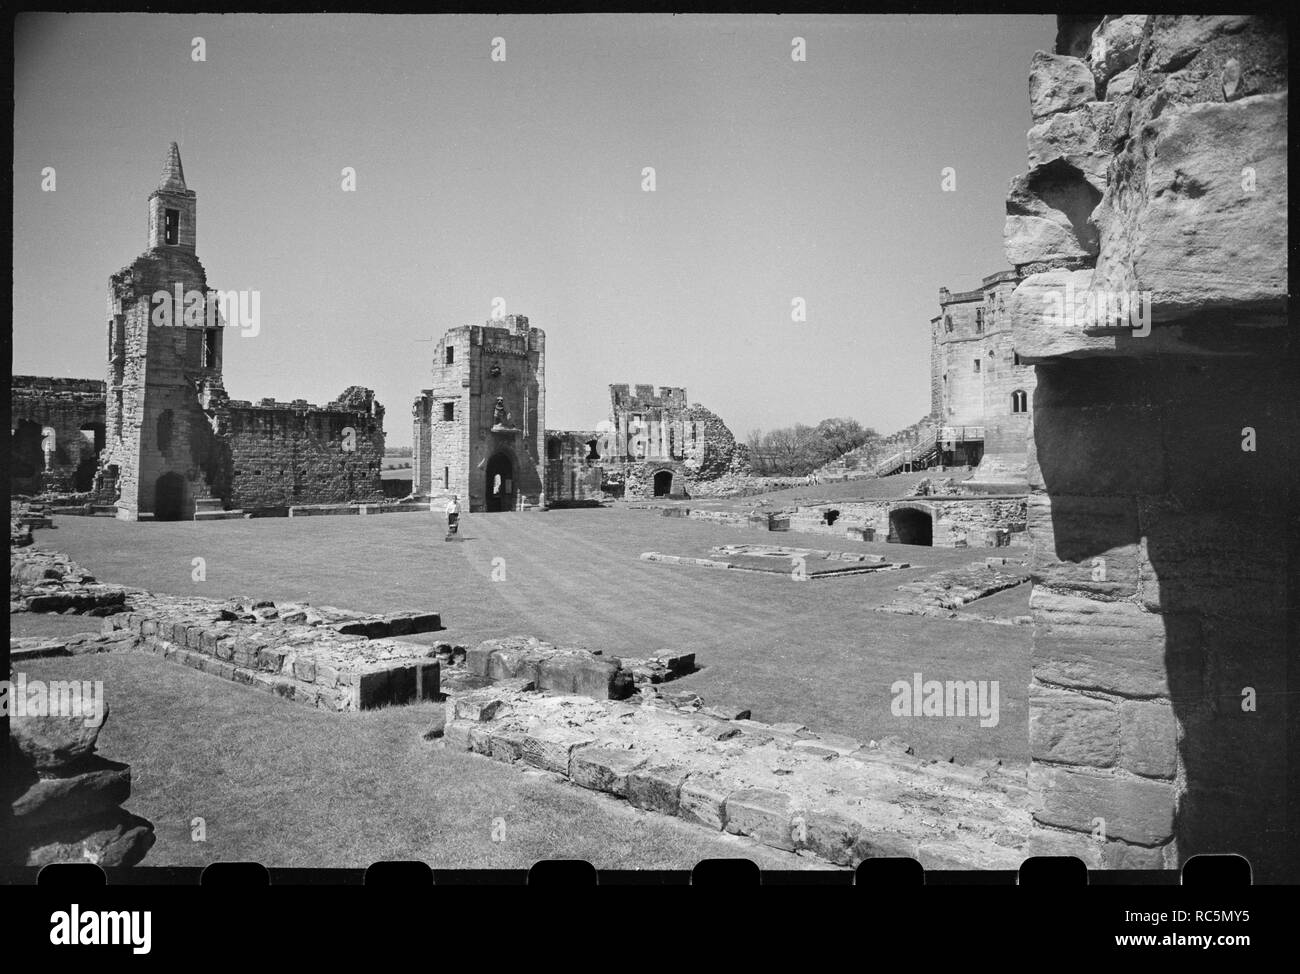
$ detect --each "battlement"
[609,384,689,410]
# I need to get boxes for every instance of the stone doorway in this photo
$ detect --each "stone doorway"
[485,452,515,512]
[154,472,187,521]
[653,470,673,497]
[888,507,933,546]
[10,419,44,482]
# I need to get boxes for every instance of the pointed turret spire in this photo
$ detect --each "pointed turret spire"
[158,142,187,193]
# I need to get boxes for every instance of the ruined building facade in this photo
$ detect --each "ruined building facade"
[543,385,740,505]
[1006,16,1291,877]
[9,144,386,518]
[930,270,1036,483]
[411,315,546,512]
[9,377,107,494]
[409,321,743,509]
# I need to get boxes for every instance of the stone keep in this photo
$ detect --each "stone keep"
[100,143,230,520]
[412,315,545,512]
[1007,15,1290,877]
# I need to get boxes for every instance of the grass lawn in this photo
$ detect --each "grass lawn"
[16,649,820,870]
[34,508,1031,764]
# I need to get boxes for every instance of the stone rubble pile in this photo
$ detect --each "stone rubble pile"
[4,706,155,868]
[460,635,697,699]
[443,684,1030,869]
[10,548,132,615]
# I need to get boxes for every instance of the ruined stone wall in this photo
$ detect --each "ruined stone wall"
[544,430,605,506]
[1007,15,1291,877]
[224,388,385,511]
[783,496,1027,548]
[101,249,229,520]
[9,377,107,491]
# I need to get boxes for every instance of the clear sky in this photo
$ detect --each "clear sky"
[13,13,1054,445]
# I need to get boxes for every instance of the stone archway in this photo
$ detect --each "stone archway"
[888,505,933,546]
[154,472,187,521]
[485,452,515,512]
[652,469,673,497]
[10,419,44,482]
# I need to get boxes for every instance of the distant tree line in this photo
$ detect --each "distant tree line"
[745,418,882,476]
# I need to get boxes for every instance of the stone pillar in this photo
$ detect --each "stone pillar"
[1008,15,1290,877]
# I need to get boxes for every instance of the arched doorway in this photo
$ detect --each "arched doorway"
[888,507,933,546]
[485,452,515,512]
[653,470,673,497]
[154,472,187,521]
[73,423,105,491]
[11,420,44,481]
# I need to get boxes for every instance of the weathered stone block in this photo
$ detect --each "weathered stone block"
[355,669,391,709]
[1005,215,1093,267]
[794,809,858,865]
[626,761,690,816]
[1118,700,1178,779]
[443,720,473,752]
[465,643,495,677]
[1027,102,1118,190]
[291,657,316,683]
[679,773,731,830]
[1088,15,1147,86]
[1022,826,1103,867]
[1031,765,1175,846]
[1028,493,1140,598]
[1029,685,1119,767]
[724,788,795,851]
[10,758,131,825]
[1029,51,1097,120]
[1102,838,1171,870]
[569,746,646,796]
[489,729,526,763]
[454,694,505,722]
[257,647,286,673]
[519,727,594,775]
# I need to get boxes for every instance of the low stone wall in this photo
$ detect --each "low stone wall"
[460,635,696,698]
[641,547,909,580]
[443,685,1030,869]
[5,707,155,868]
[878,561,1031,624]
[97,596,442,711]
[11,548,444,711]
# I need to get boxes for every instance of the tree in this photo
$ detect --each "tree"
[814,417,877,459]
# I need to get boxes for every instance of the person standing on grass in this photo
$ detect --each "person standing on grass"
[445,494,461,535]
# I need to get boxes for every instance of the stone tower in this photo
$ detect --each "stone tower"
[412,315,545,512]
[100,143,230,520]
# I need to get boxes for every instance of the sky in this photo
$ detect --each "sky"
[13,13,1054,446]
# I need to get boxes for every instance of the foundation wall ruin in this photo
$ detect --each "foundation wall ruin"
[1008,14,1291,877]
